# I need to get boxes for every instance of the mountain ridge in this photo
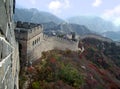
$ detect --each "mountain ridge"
[44,23,92,35]
[67,16,120,41]
[102,31,120,41]
[67,16,118,33]
[14,8,63,24]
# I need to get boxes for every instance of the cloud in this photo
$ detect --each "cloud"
[102,5,120,26]
[92,0,102,7]
[48,0,62,11]
[48,0,70,15]
[29,0,37,5]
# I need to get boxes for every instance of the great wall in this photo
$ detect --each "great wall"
[1,0,120,89]
[15,21,79,65]
[0,0,81,88]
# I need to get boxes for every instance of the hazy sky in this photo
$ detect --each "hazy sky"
[16,0,120,26]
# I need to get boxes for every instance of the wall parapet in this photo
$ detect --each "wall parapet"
[15,21,43,41]
[16,21,43,29]
[44,34,78,44]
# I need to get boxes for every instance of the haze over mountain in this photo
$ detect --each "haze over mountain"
[67,16,119,33]
[14,8,92,35]
[67,16,120,41]
[43,22,92,35]
[14,8,118,33]
[14,8,63,24]
[52,23,91,35]
[102,31,120,41]
[14,8,120,41]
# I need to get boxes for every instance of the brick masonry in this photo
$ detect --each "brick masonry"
[0,0,19,89]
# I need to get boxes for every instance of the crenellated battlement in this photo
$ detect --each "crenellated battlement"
[16,21,43,29]
[44,34,78,44]
[15,21,43,40]
[42,34,79,51]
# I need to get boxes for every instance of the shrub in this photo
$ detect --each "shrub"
[59,64,84,88]
[32,81,41,89]
[19,75,27,89]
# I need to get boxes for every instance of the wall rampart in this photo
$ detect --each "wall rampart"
[28,35,79,61]
[16,21,42,29]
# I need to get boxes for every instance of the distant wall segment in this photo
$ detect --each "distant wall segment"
[28,35,79,61]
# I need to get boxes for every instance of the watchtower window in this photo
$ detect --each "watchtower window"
[19,43,22,49]
[32,41,34,46]
[19,43,22,57]
[37,38,39,43]
[35,40,37,44]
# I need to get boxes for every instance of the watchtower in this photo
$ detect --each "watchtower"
[15,21,43,66]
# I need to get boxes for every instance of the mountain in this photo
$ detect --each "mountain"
[42,22,58,30]
[80,33,113,42]
[67,16,117,33]
[14,9,92,36]
[44,22,92,35]
[15,9,120,41]
[14,8,63,24]
[102,31,120,41]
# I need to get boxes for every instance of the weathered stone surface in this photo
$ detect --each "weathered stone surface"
[0,0,19,89]
[0,0,8,35]
[0,40,2,61]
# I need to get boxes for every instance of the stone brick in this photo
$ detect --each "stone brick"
[0,0,8,35]
[0,0,19,89]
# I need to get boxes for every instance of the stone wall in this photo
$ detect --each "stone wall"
[49,36,78,50]
[15,28,28,40]
[28,35,79,61]
[15,22,78,67]
[19,30,44,65]
[27,26,43,40]
[15,22,43,41]
[0,0,19,89]
[16,21,42,29]
[16,30,78,63]
[15,23,43,66]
